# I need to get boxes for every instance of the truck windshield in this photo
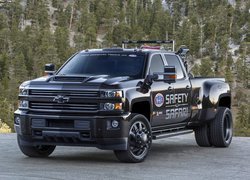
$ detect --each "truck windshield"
[57,53,145,79]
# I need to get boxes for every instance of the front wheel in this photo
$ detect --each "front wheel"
[17,135,56,157]
[210,107,233,147]
[114,114,152,163]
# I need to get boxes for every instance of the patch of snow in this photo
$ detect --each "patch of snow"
[241,24,248,31]
[228,40,240,63]
[179,19,183,26]
[228,0,236,8]
[246,57,250,63]
[241,34,247,41]
[47,0,57,33]
[19,0,26,10]
[69,31,75,47]
[162,0,168,10]
[97,34,105,43]
[22,19,32,29]
[229,42,240,55]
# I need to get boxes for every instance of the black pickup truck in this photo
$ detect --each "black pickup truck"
[14,40,233,163]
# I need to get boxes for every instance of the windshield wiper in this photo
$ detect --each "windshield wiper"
[83,75,109,82]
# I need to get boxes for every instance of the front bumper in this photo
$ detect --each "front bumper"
[14,110,130,150]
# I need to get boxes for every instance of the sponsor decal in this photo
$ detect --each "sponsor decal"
[154,93,164,107]
[166,107,188,119]
[165,93,188,105]
[154,92,190,119]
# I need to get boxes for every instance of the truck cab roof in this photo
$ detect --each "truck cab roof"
[80,48,176,55]
[80,40,177,55]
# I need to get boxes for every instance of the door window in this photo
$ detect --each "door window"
[149,54,164,74]
[164,55,185,79]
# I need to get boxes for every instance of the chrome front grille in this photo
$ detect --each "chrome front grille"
[29,89,99,114]
[30,102,99,112]
[30,89,99,97]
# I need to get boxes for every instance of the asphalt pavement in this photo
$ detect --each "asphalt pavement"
[0,133,249,180]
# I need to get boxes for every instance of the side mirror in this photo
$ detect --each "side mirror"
[44,64,55,76]
[154,66,176,84]
[137,74,158,93]
[138,66,176,94]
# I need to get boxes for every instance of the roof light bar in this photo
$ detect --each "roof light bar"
[122,40,175,51]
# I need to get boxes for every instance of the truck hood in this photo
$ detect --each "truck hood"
[21,75,139,90]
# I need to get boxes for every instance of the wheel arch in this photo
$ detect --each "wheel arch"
[188,81,231,126]
[218,94,231,109]
[202,81,231,109]
[131,100,151,122]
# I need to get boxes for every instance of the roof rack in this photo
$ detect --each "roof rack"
[122,40,175,51]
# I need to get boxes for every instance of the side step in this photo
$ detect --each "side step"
[152,129,193,140]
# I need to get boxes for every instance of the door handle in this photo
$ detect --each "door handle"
[168,86,173,91]
[186,85,191,89]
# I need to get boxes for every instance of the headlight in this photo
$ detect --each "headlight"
[103,90,123,98]
[19,88,29,96]
[19,100,29,109]
[101,103,123,111]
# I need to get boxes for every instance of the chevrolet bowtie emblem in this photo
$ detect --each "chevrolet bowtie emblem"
[53,95,70,104]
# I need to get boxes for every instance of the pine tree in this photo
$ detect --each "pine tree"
[12,52,28,84]
[84,26,97,48]
[112,23,131,45]
[0,97,14,131]
[236,104,248,128]
[54,27,70,64]
[0,53,8,80]
[199,58,214,77]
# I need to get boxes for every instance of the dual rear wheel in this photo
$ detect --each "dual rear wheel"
[194,107,233,147]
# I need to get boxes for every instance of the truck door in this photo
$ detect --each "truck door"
[149,54,174,126]
[164,54,192,124]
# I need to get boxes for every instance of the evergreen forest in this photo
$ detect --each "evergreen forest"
[0,0,249,135]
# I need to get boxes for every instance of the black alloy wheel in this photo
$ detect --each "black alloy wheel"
[114,114,152,163]
[210,107,233,147]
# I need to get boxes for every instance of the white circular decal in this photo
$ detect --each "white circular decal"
[154,93,164,107]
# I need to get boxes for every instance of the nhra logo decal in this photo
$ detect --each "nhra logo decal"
[154,93,164,107]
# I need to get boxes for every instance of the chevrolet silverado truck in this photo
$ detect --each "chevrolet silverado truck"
[14,40,233,163]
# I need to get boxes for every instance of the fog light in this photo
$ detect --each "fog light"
[103,103,115,110]
[102,103,123,111]
[111,120,119,128]
[15,116,21,125]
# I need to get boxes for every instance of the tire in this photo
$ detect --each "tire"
[114,114,152,163]
[194,124,212,147]
[210,107,233,147]
[17,135,56,157]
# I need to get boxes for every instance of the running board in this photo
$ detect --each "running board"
[152,129,193,140]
